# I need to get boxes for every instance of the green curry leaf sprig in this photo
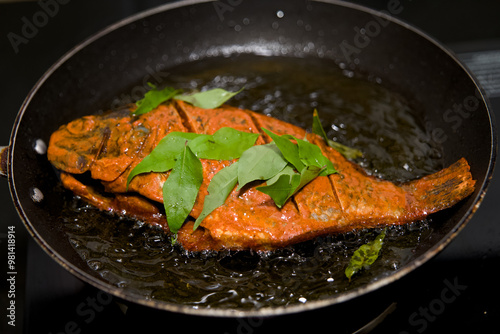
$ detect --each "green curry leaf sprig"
[132,83,243,115]
[194,128,339,230]
[127,124,340,236]
[127,83,361,238]
[254,128,337,208]
[312,109,362,160]
[126,128,259,234]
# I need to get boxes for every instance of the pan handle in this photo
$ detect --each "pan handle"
[1,146,8,178]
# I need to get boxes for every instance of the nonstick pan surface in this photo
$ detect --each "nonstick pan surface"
[3,0,496,317]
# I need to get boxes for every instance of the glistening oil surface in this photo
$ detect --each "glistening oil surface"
[63,55,442,310]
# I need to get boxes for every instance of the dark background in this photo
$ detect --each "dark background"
[0,1,499,333]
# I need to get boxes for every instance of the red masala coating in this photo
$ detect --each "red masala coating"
[48,101,476,251]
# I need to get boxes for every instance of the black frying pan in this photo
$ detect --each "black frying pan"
[1,0,496,317]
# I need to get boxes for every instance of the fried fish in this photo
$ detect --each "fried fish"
[48,101,475,251]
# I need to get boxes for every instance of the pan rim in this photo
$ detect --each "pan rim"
[7,0,497,318]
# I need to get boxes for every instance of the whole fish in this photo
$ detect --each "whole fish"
[48,101,475,251]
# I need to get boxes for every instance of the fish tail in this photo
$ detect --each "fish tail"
[403,158,475,218]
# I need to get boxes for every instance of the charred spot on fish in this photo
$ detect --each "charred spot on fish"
[95,127,112,158]
[77,155,87,171]
[101,127,112,140]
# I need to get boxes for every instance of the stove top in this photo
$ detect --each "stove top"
[0,1,498,333]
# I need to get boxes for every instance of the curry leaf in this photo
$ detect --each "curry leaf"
[326,140,363,160]
[253,128,337,207]
[127,128,257,188]
[133,85,182,115]
[175,87,244,109]
[261,128,336,176]
[236,143,288,191]
[189,127,259,160]
[295,136,336,175]
[257,164,324,207]
[126,132,199,188]
[261,128,305,172]
[256,172,301,208]
[265,165,296,186]
[312,109,329,141]
[193,162,239,230]
[312,109,363,160]
[132,84,243,116]
[345,229,387,281]
[162,144,203,234]
[296,164,325,191]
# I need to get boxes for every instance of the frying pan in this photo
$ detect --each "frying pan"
[1,0,496,317]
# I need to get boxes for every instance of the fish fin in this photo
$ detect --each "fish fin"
[403,158,475,217]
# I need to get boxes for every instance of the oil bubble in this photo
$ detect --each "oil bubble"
[30,187,44,203]
[33,139,47,155]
